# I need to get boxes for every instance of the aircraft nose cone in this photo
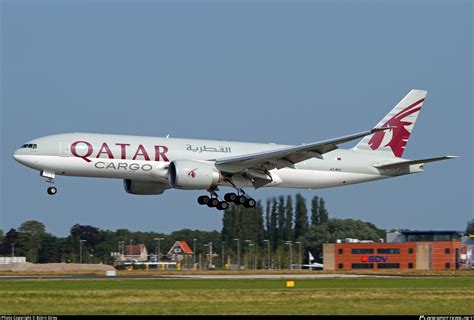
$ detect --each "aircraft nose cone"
[12,145,41,169]
[12,149,21,162]
[12,149,31,166]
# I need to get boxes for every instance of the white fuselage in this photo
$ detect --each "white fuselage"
[13,132,418,192]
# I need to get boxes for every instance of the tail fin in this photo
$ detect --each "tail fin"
[354,90,427,158]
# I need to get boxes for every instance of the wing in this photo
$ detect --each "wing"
[215,127,391,174]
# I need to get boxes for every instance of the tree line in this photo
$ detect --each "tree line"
[3,194,468,268]
[0,221,221,265]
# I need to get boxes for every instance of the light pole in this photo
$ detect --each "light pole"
[204,243,213,269]
[126,239,134,257]
[221,242,225,268]
[203,244,208,269]
[245,240,252,269]
[295,241,302,270]
[193,238,197,267]
[154,238,164,262]
[255,244,258,269]
[118,241,125,258]
[11,243,15,257]
[79,239,86,264]
[285,241,293,270]
[234,238,240,269]
[263,239,270,269]
[249,243,255,269]
[208,242,213,269]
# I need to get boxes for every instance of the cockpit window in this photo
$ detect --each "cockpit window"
[21,144,37,149]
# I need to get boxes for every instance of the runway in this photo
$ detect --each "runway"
[0,273,397,280]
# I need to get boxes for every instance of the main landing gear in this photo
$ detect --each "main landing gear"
[197,188,256,211]
[41,171,57,195]
[224,191,256,208]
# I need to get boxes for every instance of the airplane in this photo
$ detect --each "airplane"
[13,90,456,211]
[301,262,324,270]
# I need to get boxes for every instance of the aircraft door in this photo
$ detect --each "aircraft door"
[60,142,70,157]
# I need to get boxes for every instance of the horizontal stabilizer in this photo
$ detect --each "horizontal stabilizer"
[373,156,458,170]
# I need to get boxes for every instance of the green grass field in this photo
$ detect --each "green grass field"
[1,277,473,315]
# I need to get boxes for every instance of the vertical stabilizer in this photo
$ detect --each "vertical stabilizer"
[354,90,427,158]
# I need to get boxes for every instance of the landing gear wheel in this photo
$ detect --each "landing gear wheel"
[217,201,229,211]
[224,193,237,202]
[47,186,57,195]
[197,195,210,205]
[207,198,219,208]
[244,198,256,208]
[235,195,247,205]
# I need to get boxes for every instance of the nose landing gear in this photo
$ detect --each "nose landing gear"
[47,186,57,195]
[41,171,57,196]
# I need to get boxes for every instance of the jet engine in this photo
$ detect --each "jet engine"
[123,179,167,195]
[168,160,221,190]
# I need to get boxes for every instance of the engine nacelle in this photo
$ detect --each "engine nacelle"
[123,179,167,195]
[169,160,221,190]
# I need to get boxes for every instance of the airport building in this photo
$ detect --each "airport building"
[323,230,467,271]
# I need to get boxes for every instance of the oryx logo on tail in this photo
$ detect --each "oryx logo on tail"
[368,98,424,157]
[354,89,427,158]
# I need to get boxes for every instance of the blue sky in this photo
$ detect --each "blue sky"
[1,0,472,236]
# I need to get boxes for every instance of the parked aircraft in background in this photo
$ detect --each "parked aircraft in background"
[301,263,324,270]
[13,90,456,210]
